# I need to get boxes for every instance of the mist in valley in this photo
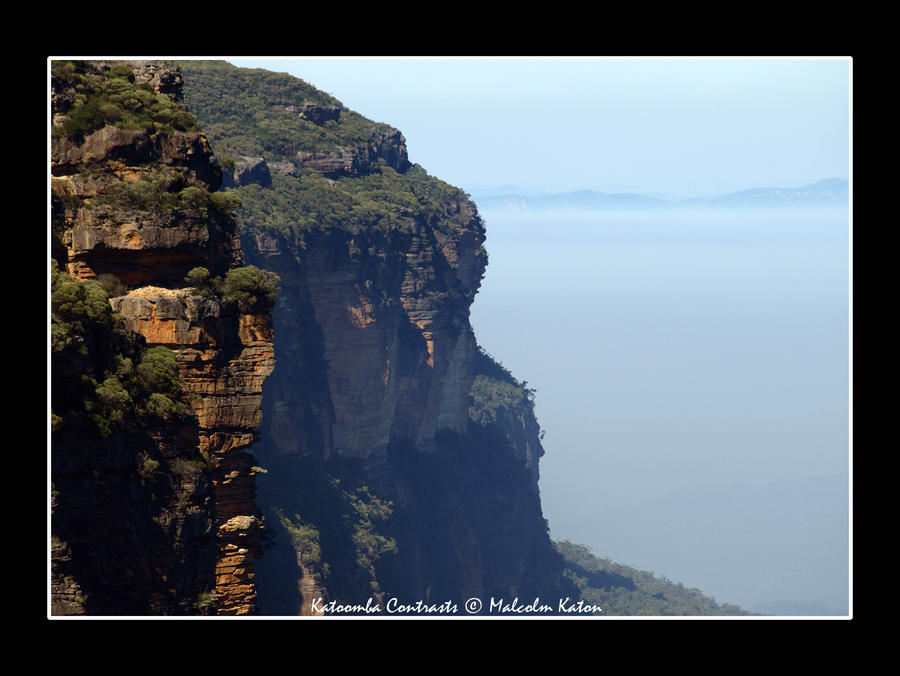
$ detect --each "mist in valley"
[227,57,852,615]
[469,205,850,615]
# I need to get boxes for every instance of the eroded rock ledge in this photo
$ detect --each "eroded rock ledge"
[50,60,275,615]
[112,288,275,614]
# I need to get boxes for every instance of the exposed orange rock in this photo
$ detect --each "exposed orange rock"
[113,289,275,614]
[51,60,275,616]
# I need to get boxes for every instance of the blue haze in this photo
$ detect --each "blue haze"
[222,58,851,614]
[469,206,850,615]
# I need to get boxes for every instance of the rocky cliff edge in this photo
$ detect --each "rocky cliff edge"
[50,60,275,615]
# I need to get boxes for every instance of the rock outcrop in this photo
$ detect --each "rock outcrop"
[222,156,273,189]
[284,102,341,125]
[110,288,275,614]
[50,60,274,615]
[244,208,486,464]
[469,374,545,489]
[51,126,237,287]
[293,128,410,178]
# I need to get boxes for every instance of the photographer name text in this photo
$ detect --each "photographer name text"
[310,596,602,616]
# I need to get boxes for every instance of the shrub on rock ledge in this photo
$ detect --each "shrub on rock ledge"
[219,265,280,313]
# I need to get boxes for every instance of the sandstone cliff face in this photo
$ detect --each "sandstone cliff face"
[110,288,275,614]
[231,136,566,612]
[185,59,574,612]
[293,127,410,178]
[51,127,239,287]
[50,61,274,615]
[51,61,239,289]
[244,210,486,464]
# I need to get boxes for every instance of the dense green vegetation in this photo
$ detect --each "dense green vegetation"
[51,60,200,139]
[555,540,752,616]
[470,375,534,414]
[51,264,191,439]
[185,265,280,313]
[231,166,474,241]
[175,60,480,246]
[174,60,392,159]
[217,265,280,312]
[469,345,539,421]
[87,166,242,220]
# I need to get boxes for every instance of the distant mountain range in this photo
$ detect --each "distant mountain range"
[470,178,849,212]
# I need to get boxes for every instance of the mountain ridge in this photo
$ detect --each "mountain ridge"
[471,177,849,212]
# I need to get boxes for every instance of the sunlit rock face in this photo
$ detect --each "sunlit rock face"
[51,60,274,616]
[111,287,275,615]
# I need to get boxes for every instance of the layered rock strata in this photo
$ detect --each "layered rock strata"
[186,59,575,612]
[50,123,239,287]
[293,127,410,178]
[238,164,566,611]
[50,60,274,615]
[244,207,486,464]
[111,288,275,614]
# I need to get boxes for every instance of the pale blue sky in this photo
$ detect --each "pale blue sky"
[226,57,850,198]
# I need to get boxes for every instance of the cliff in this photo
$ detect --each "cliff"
[49,59,573,616]
[49,60,761,617]
[50,60,275,615]
[177,61,574,612]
